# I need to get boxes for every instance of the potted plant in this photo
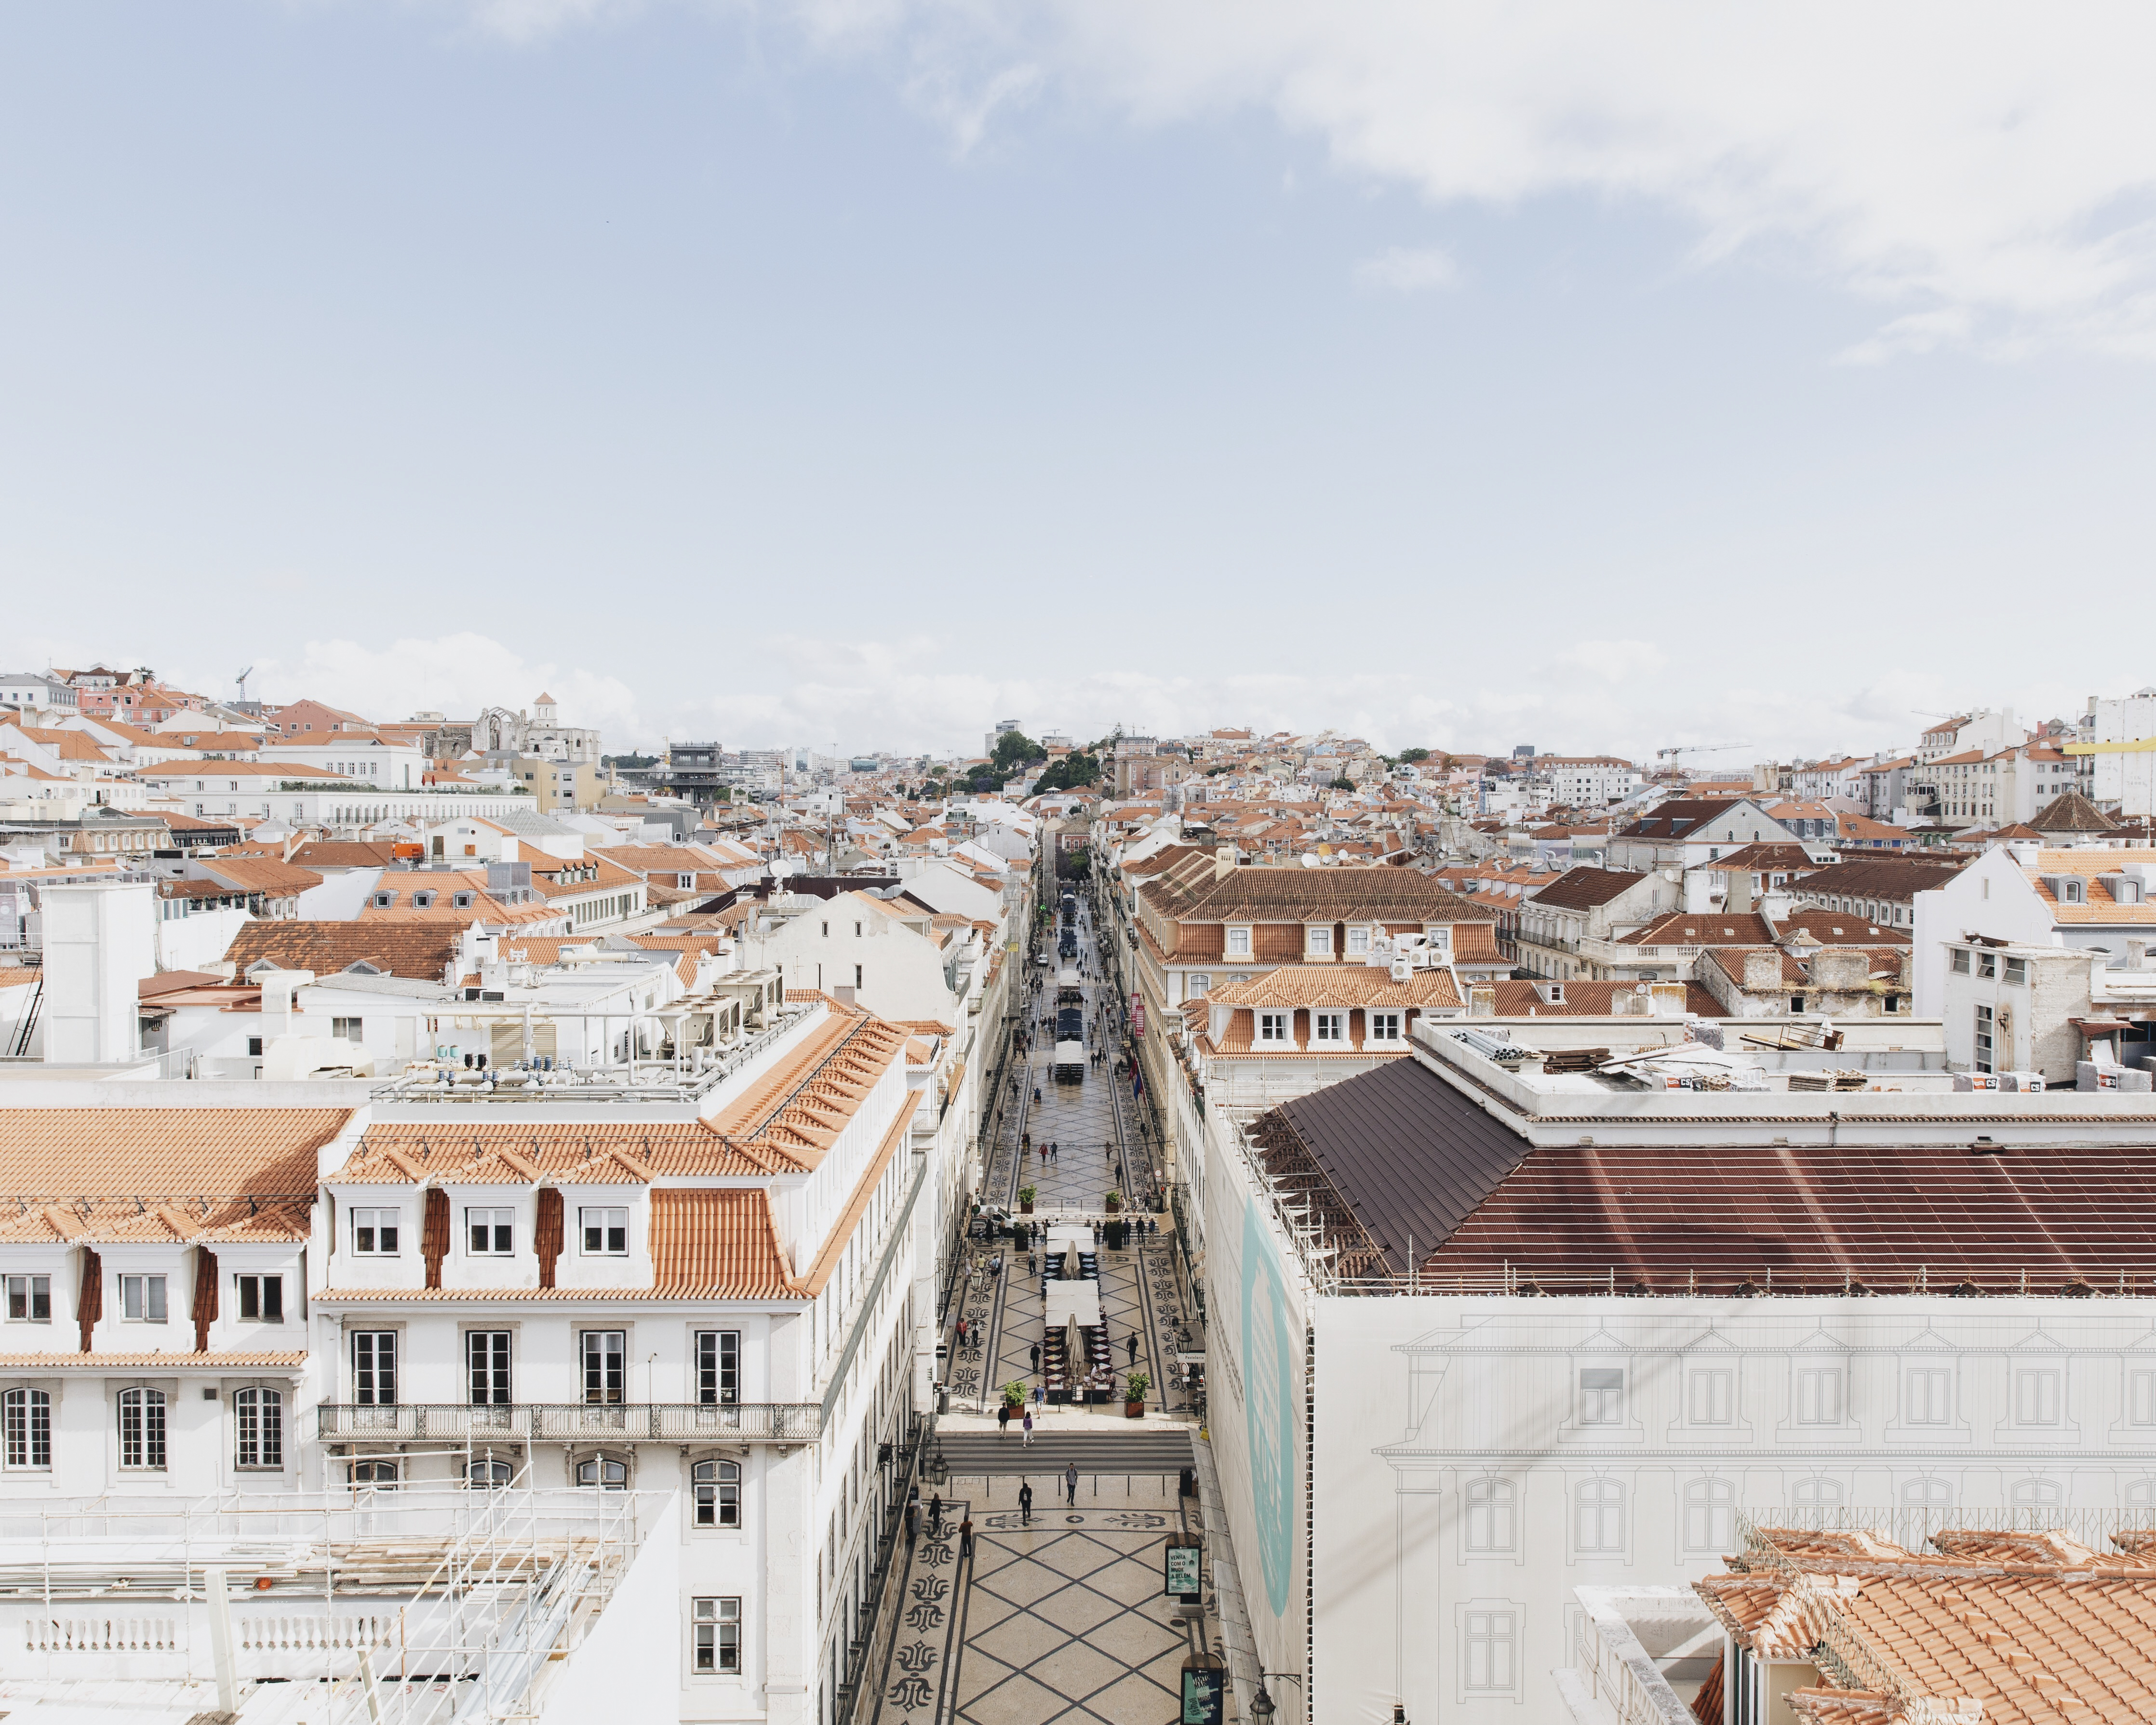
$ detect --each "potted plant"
[1105,1189,1122,1213]
[1104,1218,1125,1250]
[1018,1184,1036,1214]
[1125,1370,1150,1419]
[1004,1381,1029,1410]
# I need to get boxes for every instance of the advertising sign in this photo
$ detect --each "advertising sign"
[1180,1658,1226,1725]
[1165,1537,1203,1601]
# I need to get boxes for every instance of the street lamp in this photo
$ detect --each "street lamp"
[1251,1672,1304,1720]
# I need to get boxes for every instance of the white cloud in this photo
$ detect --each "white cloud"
[1354,245,1458,294]
[782,0,2156,357]
[161,629,2084,767]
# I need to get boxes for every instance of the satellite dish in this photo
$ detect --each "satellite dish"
[1299,852,1320,867]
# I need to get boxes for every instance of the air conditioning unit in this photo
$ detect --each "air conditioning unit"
[1390,958,1413,983]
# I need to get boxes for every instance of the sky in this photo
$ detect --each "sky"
[5,1,2156,761]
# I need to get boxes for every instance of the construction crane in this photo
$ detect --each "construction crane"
[1653,742,1749,763]
[235,666,254,704]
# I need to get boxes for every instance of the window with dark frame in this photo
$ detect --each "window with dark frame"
[692,1597,741,1672]
[234,1387,283,1469]
[4,1387,51,1469]
[582,1330,627,1405]
[468,1330,512,1405]
[353,1331,397,1405]
[697,1330,740,1405]
[694,1458,741,1527]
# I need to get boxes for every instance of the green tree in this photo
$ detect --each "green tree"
[1330,776,1356,790]
[1399,747,1431,763]
[990,730,1043,774]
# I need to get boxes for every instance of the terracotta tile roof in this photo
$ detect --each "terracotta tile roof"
[329,1122,802,1183]
[195,857,324,896]
[1703,1525,2156,1725]
[0,1108,346,1199]
[1474,979,1724,1017]
[226,922,461,983]
[706,1006,911,1167]
[0,1350,307,1369]
[649,1188,801,1298]
[1204,964,1465,1010]
[1142,863,1493,929]
[1706,843,1821,872]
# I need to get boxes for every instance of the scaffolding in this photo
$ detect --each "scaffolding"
[1,1472,649,1722]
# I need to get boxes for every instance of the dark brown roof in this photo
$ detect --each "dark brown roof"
[1792,855,1964,902]
[1142,862,1493,927]
[1776,907,1910,946]
[1255,1059,2156,1295]
[1250,1060,1527,1278]
[1620,911,1780,946]
[2034,790,2115,833]
[1616,798,1749,839]
[1705,843,1818,872]
[1524,866,1647,912]
[225,921,460,983]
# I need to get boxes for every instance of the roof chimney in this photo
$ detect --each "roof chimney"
[1215,843,1237,881]
[1726,866,1754,915]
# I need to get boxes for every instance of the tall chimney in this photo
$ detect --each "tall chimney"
[1215,844,1237,881]
[1725,867,1754,915]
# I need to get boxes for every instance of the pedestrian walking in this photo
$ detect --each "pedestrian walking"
[1126,1332,1139,1366]
[1032,1384,1045,1413]
[1064,1462,1080,1506]
[1031,1342,1042,1372]
[929,1493,945,1536]
[1021,1408,1034,1445]
[998,1402,1011,1437]
[959,1514,976,1559]
[1019,1481,1034,1524]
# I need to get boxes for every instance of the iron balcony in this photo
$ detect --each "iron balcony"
[317,1401,824,1444]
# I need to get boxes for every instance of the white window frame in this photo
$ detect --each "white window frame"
[1346,927,1371,956]
[118,1387,167,1470]
[1463,1477,1515,1553]
[1905,1366,1953,1427]
[1687,1368,1734,1427]
[694,1457,741,1528]
[1460,1606,1517,1694]
[1312,1011,1346,1044]
[1573,1477,1625,1553]
[120,1274,168,1324]
[1578,1368,1624,1427]
[235,1274,284,1323]
[352,1208,401,1256]
[1306,926,1332,957]
[4,1386,52,1469]
[234,1386,284,1470]
[1795,1365,1843,1426]
[2014,1366,2062,1428]
[697,1331,741,1406]
[581,1207,629,1256]
[353,1331,398,1406]
[1682,1478,1735,1551]
[1368,1011,1403,1043]
[467,1208,515,1257]
[1257,1011,1290,1045]
[1225,926,1251,958]
[6,1273,52,1323]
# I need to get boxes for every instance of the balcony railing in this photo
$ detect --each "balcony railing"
[318,1402,824,1444]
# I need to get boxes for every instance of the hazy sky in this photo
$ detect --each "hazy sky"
[6,2,2156,759]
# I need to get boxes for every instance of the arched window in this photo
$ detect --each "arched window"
[2011,1478,2062,1509]
[1683,1478,1735,1551]
[1792,1476,1844,1507]
[1901,1476,1953,1507]
[467,1455,514,1489]
[4,1388,51,1469]
[1463,1477,1515,1552]
[576,1454,629,1491]
[350,1458,400,1488]
[694,1458,741,1528]
[235,1388,283,1469]
[118,1388,167,1470]
[2127,1478,2156,1510]
[1574,1478,1624,1554]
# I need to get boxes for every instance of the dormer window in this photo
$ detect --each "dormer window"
[1257,1011,1290,1044]
[1346,927,1371,956]
[452,891,475,909]
[1307,927,1332,957]
[413,890,436,909]
[373,892,393,908]
[1225,926,1252,958]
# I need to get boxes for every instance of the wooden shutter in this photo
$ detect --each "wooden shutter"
[535,1188,563,1289]
[422,1188,450,1288]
